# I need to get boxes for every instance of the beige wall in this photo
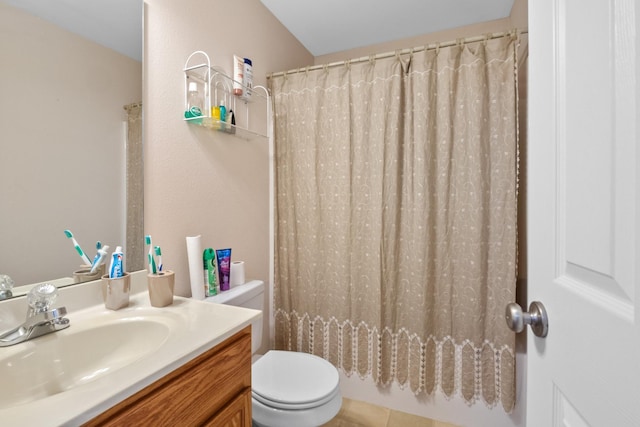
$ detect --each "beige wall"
[314,0,528,65]
[143,0,313,300]
[0,3,142,286]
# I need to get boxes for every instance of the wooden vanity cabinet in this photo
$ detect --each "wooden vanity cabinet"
[84,326,252,427]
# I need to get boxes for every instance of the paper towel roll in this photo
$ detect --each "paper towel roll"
[186,235,205,299]
[230,261,245,287]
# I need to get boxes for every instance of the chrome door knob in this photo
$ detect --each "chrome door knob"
[505,301,549,337]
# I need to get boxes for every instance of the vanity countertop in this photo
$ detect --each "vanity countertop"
[0,271,261,426]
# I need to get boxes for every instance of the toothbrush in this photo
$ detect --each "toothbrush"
[145,235,157,274]
[64,230,92,265]
[154,246,163,272]
[91,241,104,267]
[90,245,110,274]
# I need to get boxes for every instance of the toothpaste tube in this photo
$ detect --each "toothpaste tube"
[109,246,124,278]
[215,248,232,292]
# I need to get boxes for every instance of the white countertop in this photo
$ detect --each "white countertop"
[0,271,261,426]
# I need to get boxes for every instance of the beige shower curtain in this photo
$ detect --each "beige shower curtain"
[271,34,519,411]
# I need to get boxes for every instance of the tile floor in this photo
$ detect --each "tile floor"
[321,398,459,427]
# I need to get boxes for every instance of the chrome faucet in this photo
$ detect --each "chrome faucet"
[0,283,70,347]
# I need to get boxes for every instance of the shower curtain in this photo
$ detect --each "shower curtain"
[270,34,519,411]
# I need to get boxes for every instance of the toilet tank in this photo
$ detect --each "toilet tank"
[204,280,264,354]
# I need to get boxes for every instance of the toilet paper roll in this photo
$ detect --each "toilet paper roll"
[186,235,205,299]
[230,261,245,287]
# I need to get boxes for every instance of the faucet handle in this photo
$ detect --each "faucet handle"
[27,283,59,315]
[0,274,14,300]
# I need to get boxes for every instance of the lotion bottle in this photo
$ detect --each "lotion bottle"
[233,55,244,96]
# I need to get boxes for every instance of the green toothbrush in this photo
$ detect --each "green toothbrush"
[145,235,157,274]
[64,230,92,265]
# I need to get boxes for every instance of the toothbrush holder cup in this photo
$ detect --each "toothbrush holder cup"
[101,273,131,310]
[147,270,175,307]
[73,264,105,284]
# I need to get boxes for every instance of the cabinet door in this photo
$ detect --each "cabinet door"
[84,327,251,427]
[204,388,252,427]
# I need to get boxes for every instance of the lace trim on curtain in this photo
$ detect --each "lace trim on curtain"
[275,309,516,412]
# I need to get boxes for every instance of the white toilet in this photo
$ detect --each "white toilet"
[205,280,342,427]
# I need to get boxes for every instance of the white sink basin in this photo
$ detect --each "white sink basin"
[0,315,171,408]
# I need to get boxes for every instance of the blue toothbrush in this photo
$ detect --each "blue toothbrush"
[154,246,163,272]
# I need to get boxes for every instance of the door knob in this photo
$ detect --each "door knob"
[505,301,548,337]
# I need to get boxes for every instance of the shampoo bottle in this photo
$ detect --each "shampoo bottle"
[241,58,253,101]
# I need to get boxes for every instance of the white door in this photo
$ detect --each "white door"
[526,0,640,426]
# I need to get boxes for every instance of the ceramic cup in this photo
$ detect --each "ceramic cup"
[101,272,131,310]
[73,264,105,284]
[147,270,175,307]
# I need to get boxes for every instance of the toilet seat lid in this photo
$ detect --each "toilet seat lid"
[252,351,339,409]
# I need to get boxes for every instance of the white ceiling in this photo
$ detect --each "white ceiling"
[2,0,142,61]
[260,0,515,56]
[3,0,515,61]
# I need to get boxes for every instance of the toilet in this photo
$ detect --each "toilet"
[205,280,342,427]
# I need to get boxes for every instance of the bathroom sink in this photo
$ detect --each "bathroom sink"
[0,315,171,408]
[0,271,262,426]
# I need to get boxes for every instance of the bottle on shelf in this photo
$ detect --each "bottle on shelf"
[233,55,244,96]
[211,104,221,130]
[219,100,227,131]
[241,58,253,101]
[185,81,204,123]
[225,109,236,134]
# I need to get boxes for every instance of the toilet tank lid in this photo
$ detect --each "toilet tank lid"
[204,280,264,305]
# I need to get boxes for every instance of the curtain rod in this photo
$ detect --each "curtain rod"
[268,29,528,79]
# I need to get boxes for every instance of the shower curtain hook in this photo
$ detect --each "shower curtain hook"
[369,54,376,64]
